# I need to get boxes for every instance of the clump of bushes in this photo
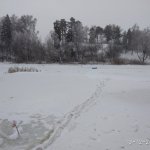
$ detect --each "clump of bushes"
[8,66,39,73]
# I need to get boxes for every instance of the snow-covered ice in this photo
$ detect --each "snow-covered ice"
[0,63,150,150]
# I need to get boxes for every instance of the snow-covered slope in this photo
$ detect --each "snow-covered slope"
[0,64,150,150]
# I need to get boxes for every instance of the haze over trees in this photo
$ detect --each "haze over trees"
[0,14,150,64]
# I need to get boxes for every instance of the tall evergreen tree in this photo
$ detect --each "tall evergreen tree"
[95,26,103,43]
[126,29,132,50]
[104,25,112,42]
[112,25,121,44]
[1,15,12,45]
[89,27,96,44]
[122,31,128,52]
[1,14,12,60]
[66,17,76,43]
[54,20,61,41]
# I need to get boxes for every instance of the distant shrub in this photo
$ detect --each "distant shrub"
[8,67,39,73]
[128,59,143,65]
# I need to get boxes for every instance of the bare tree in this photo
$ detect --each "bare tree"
[136,28,150,63]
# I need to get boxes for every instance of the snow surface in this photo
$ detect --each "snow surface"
[0,63,150,150]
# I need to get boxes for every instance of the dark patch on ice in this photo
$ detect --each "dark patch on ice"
[92,67,97,69]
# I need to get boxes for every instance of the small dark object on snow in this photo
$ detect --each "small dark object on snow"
[36,148,43,150]
[92,67,97,69]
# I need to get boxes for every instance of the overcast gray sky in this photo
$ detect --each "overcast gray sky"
[0,0,150,40]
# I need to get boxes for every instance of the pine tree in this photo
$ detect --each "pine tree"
[54,20,61,41]
[127,29,132,50]
[122,31,128,52]
[95,26,103,43]
[66,17,76,43]
[1,14,12,60]
[89,27,96,44]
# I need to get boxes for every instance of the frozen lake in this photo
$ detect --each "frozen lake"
[0,63,150,150]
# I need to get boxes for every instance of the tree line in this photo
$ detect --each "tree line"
[0,14,150,64]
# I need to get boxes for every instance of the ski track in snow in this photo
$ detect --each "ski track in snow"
[32,80,106,150]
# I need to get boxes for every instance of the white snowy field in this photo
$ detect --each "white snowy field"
[0,63,150,150]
